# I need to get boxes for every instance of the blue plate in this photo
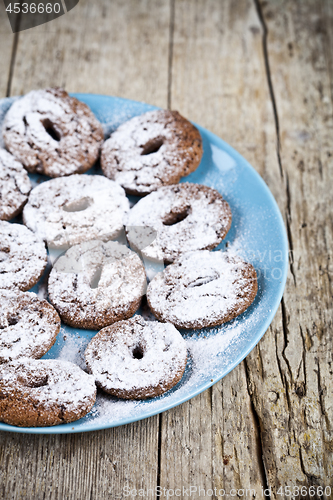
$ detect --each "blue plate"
[0,94,288,434]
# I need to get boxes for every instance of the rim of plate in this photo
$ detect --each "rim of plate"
[0,94,288,434]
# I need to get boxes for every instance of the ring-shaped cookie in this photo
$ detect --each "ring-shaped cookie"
[48,240,147,329]
[2,88,104,177]
[147,250,258,329]
[126,183,232,263]
[85,316,187,399]
[23,174,129,249]
[0,359,97,427]
[0,290,60,363]
[101,110,203,195]
[0,221,47,291]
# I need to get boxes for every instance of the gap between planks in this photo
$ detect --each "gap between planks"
[6,32,19,97]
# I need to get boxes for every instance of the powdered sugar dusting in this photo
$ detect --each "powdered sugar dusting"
[0,148,31,221]
[57,328,87,370]
[147,250,257,329]
[0,358,96,412]
[85,316,187,398]
[126,183,231,262]
[2,89,104,177]
[48,240,147,329]
[101,110,202,195]
[78,317,253,428]
[23,174,129,249]
[0,221,47,291]
[0,95,287,431]
[0,290,60,363]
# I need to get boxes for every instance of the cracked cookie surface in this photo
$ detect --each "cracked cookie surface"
[0,290,60,364]
[23,174,129,249]
[0,358,96,427]
[0,148,31,221]
[101,109,203,195]
[48,240,147,329]
[147,250,258,329]
[126,183,232,263]
[85,315,187,399]
[2,88,104,177]
[0,221,47,291]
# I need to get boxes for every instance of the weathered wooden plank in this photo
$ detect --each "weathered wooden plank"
[10,0,170,108]
[0,1,171,498]
[245,0,333,496]
[323,0,333,110]
[0,420,159,500]
[159,0,282,496]
[1,0,331,498]
[0,2,16,98]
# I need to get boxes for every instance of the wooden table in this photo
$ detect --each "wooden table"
[0,1,332,498]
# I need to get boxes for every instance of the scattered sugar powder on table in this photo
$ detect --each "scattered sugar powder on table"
[78,317,256,428]
[40,239,261,427]
[0,96,266,428]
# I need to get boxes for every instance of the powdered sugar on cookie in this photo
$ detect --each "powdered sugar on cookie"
[0,221,47,291]
[126,183,232,262]
[48,240,147,329]
[0,148,31,221]
[2,88,103,177]
[101,110,203,195]
[147,250,258,329]
[0,358,96,426]
[85,316,187,399]
[0,290,60,363]
[23,174,129,249]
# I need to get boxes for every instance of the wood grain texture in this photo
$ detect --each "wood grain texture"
[245,0,333,495]
[0,2,16,98]
[0,420,158,500]
[323,0,333,104]
[159,0,276,496]
[9,0,170,108]
[0,1,171,498]
[0,0,332,498]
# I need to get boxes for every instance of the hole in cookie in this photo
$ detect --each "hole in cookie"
[22,375,49,388]
[141,137,164,156]
[63,197,93,213]
[132,345,144,360]
[7,316,19,326]
[163,207,190,226]
[188,273,220,288]
[41,119,61,142]
[90,266,103,289]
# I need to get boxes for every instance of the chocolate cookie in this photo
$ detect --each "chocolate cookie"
[147,250,258,329]
[0,148,31,221]
[85,316,187,399]
[2,88,104,177]
[48,240,147,329]
[0,358,97,427]
[126,183,232,263]
[23,174,129,249]
[101,109,203,195]
[0,221,47,291]
[0,290,60,363]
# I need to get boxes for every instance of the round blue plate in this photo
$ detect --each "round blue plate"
[0,94,288,434]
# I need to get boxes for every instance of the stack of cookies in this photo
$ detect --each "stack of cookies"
[0,88,257,427]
